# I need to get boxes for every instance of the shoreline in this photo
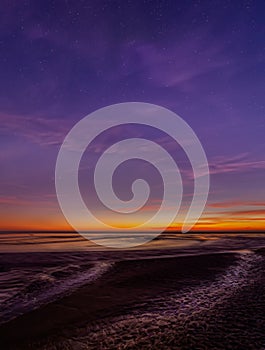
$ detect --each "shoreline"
[0,251,238,349]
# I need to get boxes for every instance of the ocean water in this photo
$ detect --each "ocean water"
[1,232,265,327]
[0,253,113,324]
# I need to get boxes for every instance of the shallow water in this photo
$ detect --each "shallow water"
[1,232,265,327]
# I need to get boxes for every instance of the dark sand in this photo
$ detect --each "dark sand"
[1,251,265,349]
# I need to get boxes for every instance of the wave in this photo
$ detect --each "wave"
[65,252,265,349]
[0,260,114,324]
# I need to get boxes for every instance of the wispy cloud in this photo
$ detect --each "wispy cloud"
[208,200,265,208]
[0,112,72,146]
[217,209,265,217]
[182,153,265,180]
[126,39,230,88]
[209,153,265,175]
[0,194,56,206]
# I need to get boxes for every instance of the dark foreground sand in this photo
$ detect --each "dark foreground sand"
[1,250,265,349]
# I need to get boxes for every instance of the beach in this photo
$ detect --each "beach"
[1,234,265,349]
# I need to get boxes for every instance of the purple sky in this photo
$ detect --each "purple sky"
[0,1,264,231]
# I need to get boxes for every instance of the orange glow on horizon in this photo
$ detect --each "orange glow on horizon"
[0,199,264,232]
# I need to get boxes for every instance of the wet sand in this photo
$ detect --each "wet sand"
[3,251,265,349]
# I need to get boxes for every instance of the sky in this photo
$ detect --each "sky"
[0,0,264,232]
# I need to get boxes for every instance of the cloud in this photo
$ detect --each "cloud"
[209,153,265,175]
[182,153,265,180]
[208,201,265,208]
[218,209,265,217]
[0,194,56,206]
[0,112,71,146]
[127,39,229,88]
[0,196,30,205]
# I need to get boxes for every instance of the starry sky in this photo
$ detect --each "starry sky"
[0,0,264,232]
